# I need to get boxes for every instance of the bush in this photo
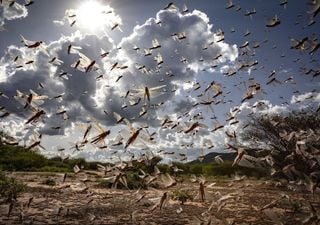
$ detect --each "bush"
[126,172,146,189]
[98,172,159,190]
[0,172,25,202]
[42,178,56,186]
[290,200,303,213]
[279,197,303,213]
[189,164,203,175]
[171,189,194,205]
[0,146,47,171]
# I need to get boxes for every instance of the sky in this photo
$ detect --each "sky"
[0,0,319,163]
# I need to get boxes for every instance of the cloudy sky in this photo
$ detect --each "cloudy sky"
[0,0,319,162]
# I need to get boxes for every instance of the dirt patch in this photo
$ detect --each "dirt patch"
[0,172,319,225]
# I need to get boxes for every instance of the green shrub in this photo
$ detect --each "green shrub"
[290,200,303,213]
[42,178,56,186]
[171,189,194,205]
[126,172,145,189]
[279,197,303,213]
[0,172,25,202]
[189,164,203,175]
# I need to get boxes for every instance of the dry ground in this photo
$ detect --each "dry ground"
[0,172,319,225]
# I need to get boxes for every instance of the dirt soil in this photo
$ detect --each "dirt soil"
[0,172,319,225]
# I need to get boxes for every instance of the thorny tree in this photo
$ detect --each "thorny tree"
[234,109,320,192]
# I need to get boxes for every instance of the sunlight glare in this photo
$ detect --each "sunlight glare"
[76,0,120,31]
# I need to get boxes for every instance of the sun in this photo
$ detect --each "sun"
[76,0,121,32]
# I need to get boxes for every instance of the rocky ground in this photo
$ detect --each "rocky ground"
[0,172,319,225]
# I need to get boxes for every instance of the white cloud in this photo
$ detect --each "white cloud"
[0,7,241,162]
[52,20,64,27]
[0,114,27,141]
[0,61,7,82]
[232,94,320,146]
[314,93,320,103]
[0,1,28,28]
[290,92,315,104]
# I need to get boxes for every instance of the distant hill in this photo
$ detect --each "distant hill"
[190,152,236,164]
[189,147,270,164]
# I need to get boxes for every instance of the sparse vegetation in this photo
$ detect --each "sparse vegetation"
[0,143,269,180]
[290,200,303,213]
[171,189,194,205]
[0,172,25,202]
[42,178,56,186]
[182,162,268,178]
[98,171,160,190]
[125,172,145,189]
[278,197,303,213]
[0,144,100,173]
